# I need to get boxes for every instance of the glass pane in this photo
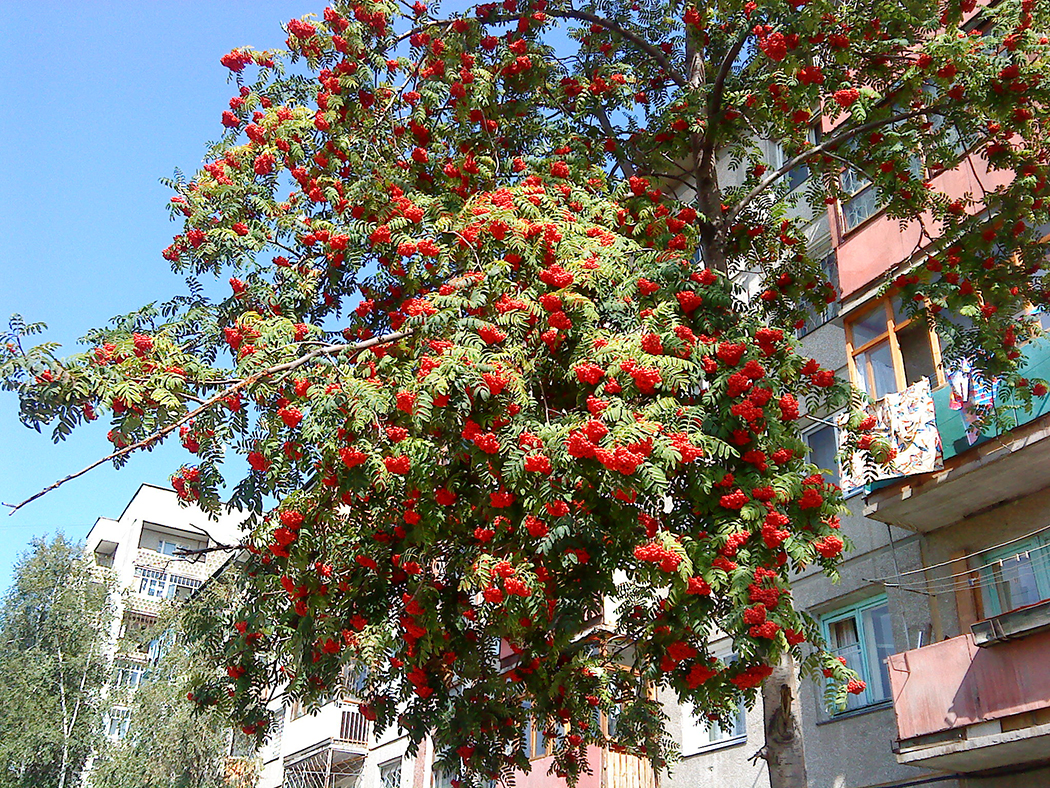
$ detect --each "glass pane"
[805,425,840,486]
[897,322,938,387]
[828,618,866,711]
[787,162,810,192]
[840,166,871,197]
[856,342,898,400]
[993,553,1043,613]
[862,604,894,702]
[843,186,881,230]
[851,304,889,347]
[381,761,402,788]
[828,617,859,649]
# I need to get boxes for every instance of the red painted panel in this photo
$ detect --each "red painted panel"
[887,629,1050,740]
[836,156,1014,301]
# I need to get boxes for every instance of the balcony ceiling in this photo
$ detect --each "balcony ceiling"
[864,414,1050,533]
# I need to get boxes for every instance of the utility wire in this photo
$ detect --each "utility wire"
[863,521,1050,581]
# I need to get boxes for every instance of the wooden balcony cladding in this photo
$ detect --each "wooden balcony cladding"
[602,749,656,788]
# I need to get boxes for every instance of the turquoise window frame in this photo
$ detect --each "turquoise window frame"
[820,595,893,712]
[978,534,1050,617]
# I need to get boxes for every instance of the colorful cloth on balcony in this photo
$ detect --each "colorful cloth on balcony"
[948,360,998,445]
[882,377,944,474]
[838,377,943,494]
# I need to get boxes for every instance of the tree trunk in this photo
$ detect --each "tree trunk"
[761,656,807,788]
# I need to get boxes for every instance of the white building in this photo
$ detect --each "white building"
[84,483,248,740]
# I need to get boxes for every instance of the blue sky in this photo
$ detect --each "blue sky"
[0,1,318,590]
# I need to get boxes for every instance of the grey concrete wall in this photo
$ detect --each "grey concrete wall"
[919,484,1050,639]
[659,682,768,788]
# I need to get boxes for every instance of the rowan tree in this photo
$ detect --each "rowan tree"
[3,0,1050,784]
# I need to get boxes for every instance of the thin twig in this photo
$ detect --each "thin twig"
[545,8,688,88]
[6,330,410,514]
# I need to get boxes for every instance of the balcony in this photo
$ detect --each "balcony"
[864,338,1050,533]
[887,627,1050,772]
[281,703,369,788]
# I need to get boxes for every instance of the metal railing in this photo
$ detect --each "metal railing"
[336,707,370,746]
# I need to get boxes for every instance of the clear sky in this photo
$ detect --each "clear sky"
[0,1,320,591]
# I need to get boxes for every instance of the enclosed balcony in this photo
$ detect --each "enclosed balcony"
[281,703,370,788]
[887,623,1050,772]
[864,338,1050,533]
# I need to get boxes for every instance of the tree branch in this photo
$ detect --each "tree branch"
[545,8,688,88]
[595,105,636,178]
[724,107,940,226]
[4,330,410,514]
[700,25,752,173]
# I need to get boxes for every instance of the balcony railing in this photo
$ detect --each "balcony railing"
[336,707,369,746]
[865,337,1050,532]
[887,627,1050,772]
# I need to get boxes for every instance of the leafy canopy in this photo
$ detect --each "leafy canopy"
[3,0,1050,783]
[0,536,112,788]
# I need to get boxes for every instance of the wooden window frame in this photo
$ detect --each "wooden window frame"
[844,295,946,400]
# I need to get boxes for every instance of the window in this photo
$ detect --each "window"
[772,126,820,193]
[340,664,368,701]
[845,297,943,401]
[432,769,457,788]
[839,164,881,231]
[821,596,894,712]
[796,250,840,338]
[681,649,746,754]
[106,707,131,739]
[804,422,841,487]
[263,710,285,762]
[681,701,746,755]
[113,661,147,690]
[158,539,187,556]
[230,729,256,758]
[379,759,402,788]
[979,534,1050,617]
[134,567,203,600]
[523,703,555,759]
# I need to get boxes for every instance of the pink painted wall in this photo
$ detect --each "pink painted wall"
[835,155,1015,301]
[512,746,602,788]
[887,630,1050,741]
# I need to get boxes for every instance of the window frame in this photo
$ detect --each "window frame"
[680,649,747,755]
[802,419,842,488]
[820,595,894,713]
[379,758,403,788]
[771,125,821,194]
[978,534,1050,617]
[795,249,840,338]
[844,295,946,401]
[134,566,203,600]
[106,707,131,739]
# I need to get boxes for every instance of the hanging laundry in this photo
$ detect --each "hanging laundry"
[837,377,943,494]
[881,377,944,475]
[946,359,998,445]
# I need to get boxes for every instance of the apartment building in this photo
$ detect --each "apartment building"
[84,483,247,741]
[252,691,422,788]
[645,122,1050,788]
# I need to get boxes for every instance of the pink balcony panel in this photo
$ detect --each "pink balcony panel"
[887,630,1050,741]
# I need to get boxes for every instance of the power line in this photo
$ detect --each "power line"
[865,521,1050,582]
[882,549,1050,598]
